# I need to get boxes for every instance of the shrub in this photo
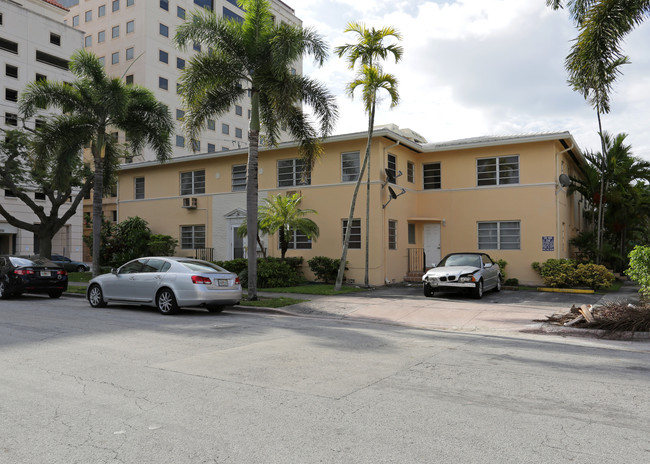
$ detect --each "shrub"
[213,258,248,275]
[504,278,519,286]
[308,256,347,283]
[495,259,508,281]
[148,234,177,256]
[236,257,304,288]
[627,245,650,297]
[532,258,614,289]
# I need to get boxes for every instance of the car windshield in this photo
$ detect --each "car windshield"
[9,257,57,267]
[438,254,482,268]
[178,260,228,274]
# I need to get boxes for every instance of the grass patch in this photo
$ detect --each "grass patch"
[239,296,307,308]
[257,284,368,295]
[68,272,93,283]
[65,286,87,295]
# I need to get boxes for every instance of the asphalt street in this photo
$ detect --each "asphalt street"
[1,295,649,463]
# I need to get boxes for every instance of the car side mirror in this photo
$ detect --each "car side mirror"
[111,268,118,275]
[484,263,492,268]
[431,263,437,268]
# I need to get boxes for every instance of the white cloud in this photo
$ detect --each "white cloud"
[293,0,650,159]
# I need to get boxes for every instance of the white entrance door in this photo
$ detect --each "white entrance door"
[423,223,441,267]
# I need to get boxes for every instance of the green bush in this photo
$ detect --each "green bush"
[532,259,614,289]
[307,256,347,283]
[213,258,248,275]
[504,278,519,286]
[148,234,178,256]
[627,245,650,297]
[235,257,304,288]
[495,258,508,281]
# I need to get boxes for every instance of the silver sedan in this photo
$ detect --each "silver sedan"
[422,252,502,299]
[87,257,242,315]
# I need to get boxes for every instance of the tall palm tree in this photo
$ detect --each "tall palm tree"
[334,23,402,290]
[20,50,173,276]
[547,0,650,260]
[174,0,337,300]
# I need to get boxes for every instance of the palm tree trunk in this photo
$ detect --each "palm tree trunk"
[335,103,375,291]
[364,102,376,288]
[247,92,260,300]
[91,135,105,276]
[596,109,606,264]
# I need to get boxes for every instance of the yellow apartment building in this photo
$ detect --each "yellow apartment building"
[112,126,586,286]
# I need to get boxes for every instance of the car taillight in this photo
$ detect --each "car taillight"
[14,269,35,275]
[235,277,241,285]
[191,275,212,284]
[57,269,67,276]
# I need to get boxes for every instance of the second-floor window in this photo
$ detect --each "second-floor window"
[278,159,311,187]
[477,155,519,186]
[180,170,205,195]
[341,151,360,182]
[134,177,144,199]
[388,220,397,250]
[387,153,397,183]
[407,161,414,183]
[232,164,247,191]
[423,162,441,190]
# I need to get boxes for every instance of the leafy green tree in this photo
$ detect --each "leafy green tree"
[547,0,650,259]
[334,23,402,289]
[19,50,174,276]
[148,234,178,256]
[0,127,93,258]
[627,245,650,297]
[174,0,337,299]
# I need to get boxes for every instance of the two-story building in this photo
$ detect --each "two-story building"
[114,125,586,286]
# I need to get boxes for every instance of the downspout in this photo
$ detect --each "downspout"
[555,143,574,259]
[382,140,400,284]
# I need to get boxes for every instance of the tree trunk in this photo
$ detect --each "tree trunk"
[335,104,375,291]
[247,92,261,300]
[364,102,376,288]
[38,229,54,259]
[595,110,607,264]
[92,135,105,277]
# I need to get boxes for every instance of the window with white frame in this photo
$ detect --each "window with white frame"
[407,161,414,183]
[478,221,520,250]
[180,170,205,195]
[284,230,312,250]
[181,225,205,249]
[477,155,519,186]
[388,220,397,250]
[231,164,247,191]
[278,159,311,187]
[341,151,360,182]
[342,218,361,249]
[423,162,441,189]
[134,177,144,199]
[387,153,397,184]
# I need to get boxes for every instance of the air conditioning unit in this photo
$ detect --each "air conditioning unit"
[182,197,197,209]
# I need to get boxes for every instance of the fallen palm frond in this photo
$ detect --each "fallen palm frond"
[537,302,650,333]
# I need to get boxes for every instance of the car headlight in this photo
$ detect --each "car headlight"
[458,275,476,283]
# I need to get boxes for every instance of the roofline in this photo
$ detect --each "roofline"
[424,131,577,151]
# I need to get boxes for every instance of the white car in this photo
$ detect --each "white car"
[422,252,502,299]
[87,257,242,315]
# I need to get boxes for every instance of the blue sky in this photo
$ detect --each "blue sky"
[292,0,650,159]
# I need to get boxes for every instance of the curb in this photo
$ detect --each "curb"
[537,287,595,294]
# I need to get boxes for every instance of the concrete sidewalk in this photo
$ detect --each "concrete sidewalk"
[254,282,642,334]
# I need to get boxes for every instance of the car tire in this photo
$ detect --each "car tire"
[156,288,179,315]
[423,283,435,298]
[49,290,63,299]
[472,280,484,299]
[88,284,107,308]
[0,280,11,299]
[76,265,87,272]
[495,276,502,292]
[206,304,224,313]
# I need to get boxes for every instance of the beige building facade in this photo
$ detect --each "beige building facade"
[114,126,586,286]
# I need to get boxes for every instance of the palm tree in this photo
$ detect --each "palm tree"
[547,0,650,260]
[174,0,337,300]
[19,50,173,276]
[334,23,402,290]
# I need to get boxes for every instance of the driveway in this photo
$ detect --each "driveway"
[257,283,639,334]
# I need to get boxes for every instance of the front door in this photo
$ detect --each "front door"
[423,223,441,267]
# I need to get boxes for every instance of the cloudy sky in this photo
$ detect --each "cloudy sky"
[290,0,650,159]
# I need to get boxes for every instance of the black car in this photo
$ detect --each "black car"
[0,256,68,299]
[50,254,89,272]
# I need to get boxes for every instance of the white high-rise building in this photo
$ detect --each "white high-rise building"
[0,0,85,258]
[64,0,302,162]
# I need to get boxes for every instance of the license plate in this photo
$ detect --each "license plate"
[218,279,229,287]
[40,271,51,277]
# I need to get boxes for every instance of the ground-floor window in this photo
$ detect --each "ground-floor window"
[284,229,312,249]
[342,218,361,249]
[181,225,205,249]
[388,220,397,250]
[478,221,520,250]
